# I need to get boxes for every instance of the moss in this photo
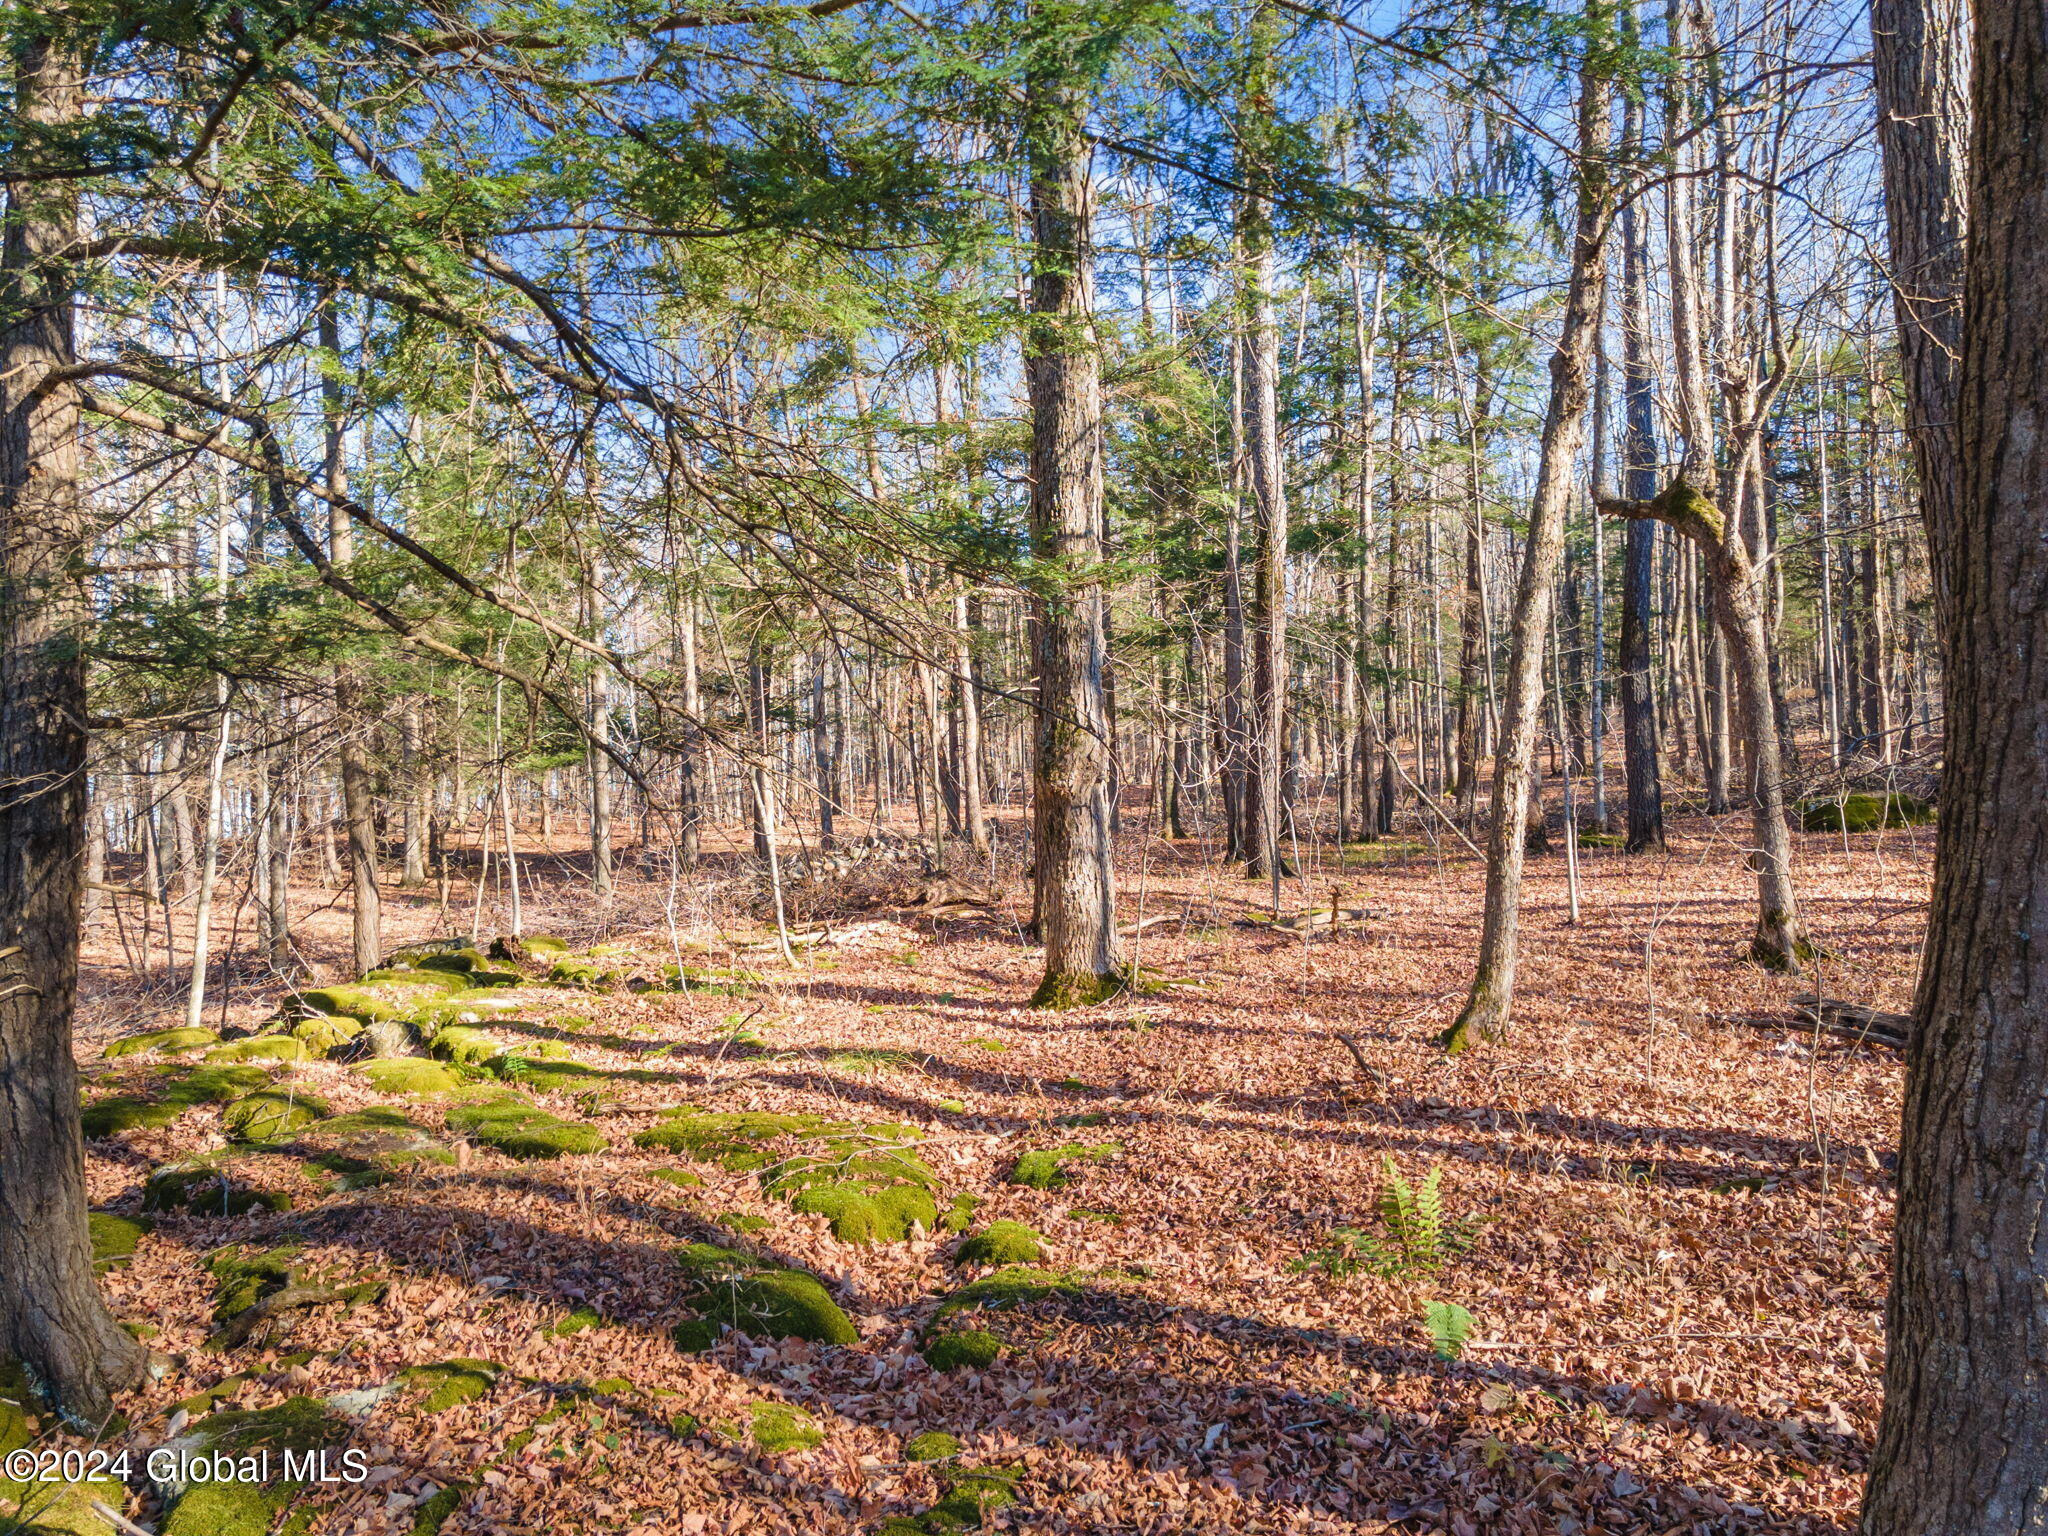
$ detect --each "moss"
[1067,1208,1122,1225]
[631,1108,828,1165]
[1028,970,1124,1011]
[787,1182,938,1244]
[648,1167,704,1190]
[429,1025,501,1064]
[222,1088,329,1144]
[143,1160,291,1217]
[443,1096,607,1159]
[548,1306,604,1337]
[955,1221,1044,1267]
[938,1099,968,1114]
[921,1330,1002,1372]
[80,1095,185,1138]
[904,1431,960,1462]
[297,980,451,1023]
[940,1266,1083,1315]
[358,1058,467,1097]
[673,1248,857,1349]
[205,1035,313,1064]
[585,1376,633,1395]
[548,958,612,989]
[105,1025,218,1059]
[1005,1143,1119,1191]
[822,1047,918,1074]
[408,1484,466,1535]
[928,1465,1023,1529]
[402,1360,500,1413]
[156,1396,348,1536]
[288,1015,361,1058]
[749,1401,824,1454]
[715,1213,771,1234]
[499,934,570,957]
[207,1245,301,1322]
[87,1211,151,1275]
[1802,792,1935,833]
[416,949,490,976]
[963,1037,1008,1053]
[669,1412,701,1439]
[939,1193,980,1234]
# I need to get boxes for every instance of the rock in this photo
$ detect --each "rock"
[143,1159,291,1217]
[204,1035,314,1065]
[357,1058,467,1097]
[954,1221,1044,1267]
[428,1026,502,1065]
[222,1088,330,1144]
[670,1244,857,1349]
[1801,792,1936,833]
[104,1025,218,1059]
[443,1095,607,1159]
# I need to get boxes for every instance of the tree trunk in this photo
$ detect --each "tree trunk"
[1860,3,2048,1521]
[322,302,379,976]
[0,29,149,1422]
[1024,31,1121,1009]
[1617,114,1667,853]
[1871,0,1969,624]
[1442,56,1614,1053]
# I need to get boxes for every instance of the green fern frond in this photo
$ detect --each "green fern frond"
[1424,1300,1475,1359]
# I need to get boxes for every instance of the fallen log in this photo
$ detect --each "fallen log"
[1787,994,1911,1049]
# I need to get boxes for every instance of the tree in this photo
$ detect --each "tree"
[0,22,149,1422]
[1859,0,2048,1524]
[1441,35,1615,1053]
[1024,1,1123,1009]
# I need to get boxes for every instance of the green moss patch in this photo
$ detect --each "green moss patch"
[206,1245,301,1322]
[1,1360,124,1534]
[1006,1143,1120,1191]
[904,1431,960,1462]
[548,1306,604,1338]
[402,1359,500,1413]
[358,1058,468,1097]
[83,1065,272,1138]
[921,1330,1003,1372]
[671,1245,857,1350]
[288,1014,362,1058]
[222,1087,330,1144]
[940,1265,1084,1315]
[954,1221,1044,1266]
[80,1095,185,1138]
[648,1167,704,1190]
[939,1193,981,1233]
[298,978,457,1024]
[89,1212,151,1274]
[105,1025,218,1059]
[429,1025,501,1064]
[632,1108,828,1167]
[749,1401,824,1453]
[444,1096,607,1159]
[205,1035,314,1065]
[144,1159,291,1217]
[155,1395,349,1536]
[1801,792,1935,833]
[715,1212,770,1234]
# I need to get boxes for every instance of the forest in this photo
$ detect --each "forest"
[1,0,2040,1531]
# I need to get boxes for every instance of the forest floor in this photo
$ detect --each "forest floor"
[55,805,1929,1536]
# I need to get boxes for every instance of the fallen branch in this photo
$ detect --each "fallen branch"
[1791,995,1911,1049]
[207,1284,345,1349]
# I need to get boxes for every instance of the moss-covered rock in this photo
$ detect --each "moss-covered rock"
[493,934,570,959]
[1006,1143,1119,1191]
[548,1306,604,1338]
[79,1095,186,1138]
[632,1108,828,1167]
[749,1401,823,1453]
[443,1096,607,1159]
[920,1330,1003,1372]
[788,1182,938,1244]
[428,1026,502,1065]
[402,1360,500,1413]
[358,1058,468,1097]
[143,1159,291,1217]
[670,1245,857,1350]
[288,1014,362,1058]
[204,1035,313,1065]
[407,1483,466,1535]
[88,1211,152,1273]
[290,1108,451,1186]
[940,1266,1083,1315]
[939,1193,981,1234]
[222,1087,330,1144]
[206,1245,301,1322]
[714,1213,770,1234]
[105,1025,218,1059]
[296,979,450,1024]
[954,1221,1044,1267]
[1802,792,1936,833]
[360,968,474,996]
[932,1465,1023,1528]
[154,1395,349,1536]
[0,1359,122,1535]
[904,1431,960,1462]
[647,1167,704,1190]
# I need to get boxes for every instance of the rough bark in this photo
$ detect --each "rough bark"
[0,28,149,1421]
[1871,0,1969,623]
[1617,142,1666,852]
[1023,28,1121,1008]
[1441,61,1613,1053]
[1859,1,2048,1523]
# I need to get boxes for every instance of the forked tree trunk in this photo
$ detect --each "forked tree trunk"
[1860,1,2048,1525]
[0,30,149,1423]
[1441,56,1613,1055]
[1599,480,1807,968]
[1023,32,1121,1009]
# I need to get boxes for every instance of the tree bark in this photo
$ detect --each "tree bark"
[1024,24,1122,1008]
[1441,56,1614,1053]
[1617,115,1667,853]
[0,27,149,1422]
[1859,0,2048,1524]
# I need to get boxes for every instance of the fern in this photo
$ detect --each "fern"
[1424,1300,1476,1359]
[1294,1158,1485,1279]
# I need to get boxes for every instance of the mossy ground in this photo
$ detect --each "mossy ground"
[88,1211,151,1273]
[940,1265,1085,1315]
[748,1401,823,1453]
[921,1329,1004,1371]
[444,1096,607,1159]
[904,1431,960,1461]
[222,1087,330,1143]
[403,1360,500,1413]
[671,1244,857,1349]
[1801,791,1935,833]
[358,1058,469,1096]
[156,1396,348,1536]
[1005,1143,1120,1191]
[104,1025,218,1058]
